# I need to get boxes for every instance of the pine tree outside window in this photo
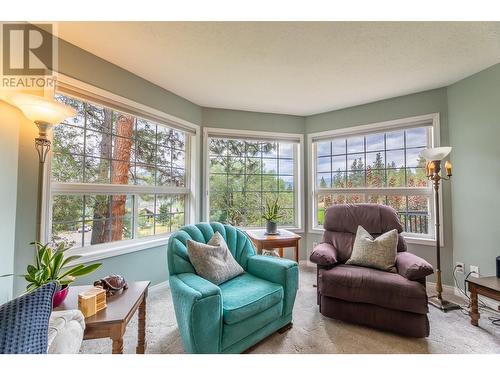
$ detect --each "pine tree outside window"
[48,92,193,251]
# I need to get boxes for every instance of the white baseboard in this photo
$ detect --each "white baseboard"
[426,281,499,311]
[150,280,169,292]
[426,281,459,298]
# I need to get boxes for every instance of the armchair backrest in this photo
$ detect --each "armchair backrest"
[167,222,256,275]
[322,204,407,263]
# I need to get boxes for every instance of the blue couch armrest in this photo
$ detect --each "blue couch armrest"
[169,273,223,353]
[246,255,299,317]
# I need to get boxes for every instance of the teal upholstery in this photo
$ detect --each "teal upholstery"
[167,222,299,354]
[220,273,283,324]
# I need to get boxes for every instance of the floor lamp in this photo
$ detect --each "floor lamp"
[11,93,76,243]
[421,146,460,312]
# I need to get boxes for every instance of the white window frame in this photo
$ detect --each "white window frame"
[203,127,305,233]
[307,113,443,246]
[41,74,200,264]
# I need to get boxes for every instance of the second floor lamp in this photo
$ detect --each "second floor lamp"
[421,146,460,312]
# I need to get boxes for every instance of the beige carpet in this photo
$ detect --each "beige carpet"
[80,264,500,354]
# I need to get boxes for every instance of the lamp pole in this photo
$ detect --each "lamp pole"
[34,122,52,243]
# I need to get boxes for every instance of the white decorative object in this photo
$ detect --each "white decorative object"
[47,310,85,354]
[420,147,452,161]
[11,93,76,125]
[262,249,280,257]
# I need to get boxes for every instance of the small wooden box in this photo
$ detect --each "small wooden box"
[78,287,107,318]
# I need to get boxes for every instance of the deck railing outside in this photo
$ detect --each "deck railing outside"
[398,211,429,234]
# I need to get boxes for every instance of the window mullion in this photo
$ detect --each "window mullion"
[133,194,139,239]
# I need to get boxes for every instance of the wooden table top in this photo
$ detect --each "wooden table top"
[246,228,301,241]
[55,281,150,326]
[467,276,500,291]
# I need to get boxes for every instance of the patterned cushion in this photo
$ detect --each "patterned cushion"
[0,282,57,354]
[346,226,398,272]
[187,231,244,285]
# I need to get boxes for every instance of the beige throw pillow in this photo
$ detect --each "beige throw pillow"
[346,225,398,273]
[187,231,244,285]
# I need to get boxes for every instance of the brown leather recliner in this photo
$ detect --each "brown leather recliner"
[310,204,434,338]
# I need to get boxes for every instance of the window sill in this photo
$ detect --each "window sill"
[403,236,438,246]
[65,235,171,266]
[308,228,437,246]
[238,226,304,234]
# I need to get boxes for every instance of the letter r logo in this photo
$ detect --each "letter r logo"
[2,23,54,75]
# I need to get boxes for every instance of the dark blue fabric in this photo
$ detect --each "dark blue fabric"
[0,282,57,354]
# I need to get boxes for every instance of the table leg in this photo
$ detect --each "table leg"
[256,242,262,255]
[112,337,124,354]
[295,240,300,263]
[279,248,284,257]
[470,285,479,326]
[136,295,147,354]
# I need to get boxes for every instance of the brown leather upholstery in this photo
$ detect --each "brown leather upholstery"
[323,203,403,234]
[319,264,428,314]
[319,296,430,338]
[310,203,432,338]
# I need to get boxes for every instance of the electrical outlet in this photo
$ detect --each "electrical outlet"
[455,262,464,274]
[470,265,480,278]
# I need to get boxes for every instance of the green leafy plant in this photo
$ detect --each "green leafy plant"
[262,197,284,223]
[24,241,102,293]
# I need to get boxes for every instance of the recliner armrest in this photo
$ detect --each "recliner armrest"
[309,242,338,266]
[247,255,298,317]
[169,273,222,353]
[396,252,434,281]
[174,273,221,299]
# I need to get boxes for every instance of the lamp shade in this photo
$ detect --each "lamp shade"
[11,93,76,125]
[420,147,452,161]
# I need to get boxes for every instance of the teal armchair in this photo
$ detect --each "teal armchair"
[167,222,299,354]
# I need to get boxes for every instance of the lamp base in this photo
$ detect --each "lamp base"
[428,295,461,312]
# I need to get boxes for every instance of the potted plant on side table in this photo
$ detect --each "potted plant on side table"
[25,241,102,307]
[262,197,284,235]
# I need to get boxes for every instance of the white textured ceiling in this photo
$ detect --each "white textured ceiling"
[57,22,500,116]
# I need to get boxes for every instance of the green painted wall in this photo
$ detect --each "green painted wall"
[0,102,20,304]
[72,246,168,287]
[12,103,40,296]
[447,63,500,284]
[305,88,454,285]
[202,107,305,133]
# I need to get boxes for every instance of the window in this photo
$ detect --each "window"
[49,92,193,250]
[311,115,439,240]
[205,129,302,229]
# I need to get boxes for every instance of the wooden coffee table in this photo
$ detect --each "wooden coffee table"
[246,229,301,262]
[56,280,150,354]
[466,276,500,326]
